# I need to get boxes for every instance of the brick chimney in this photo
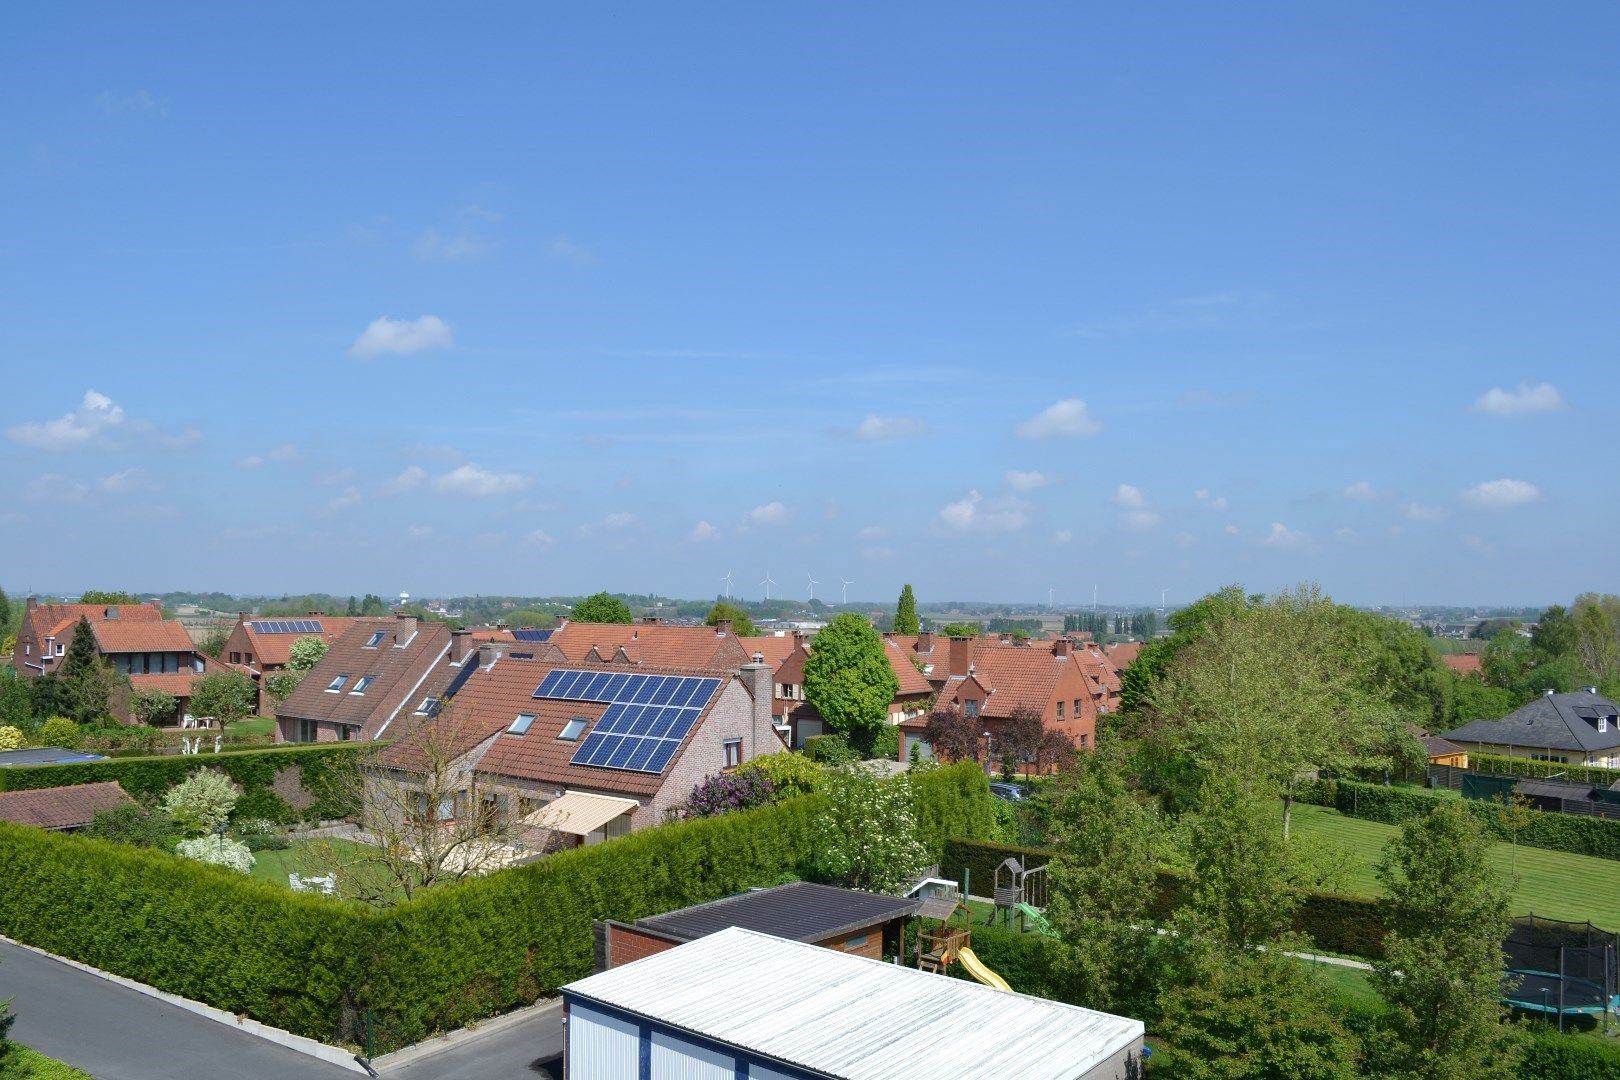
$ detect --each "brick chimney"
[948,635,973,678]
[478,641,503,668]
[741,651,777,754]
[916,629,935,653]
[395,612,417,644]
[450,629,473,664]
[714,620,733,637]
[1053,638,1072,658]
[27,595,38,612]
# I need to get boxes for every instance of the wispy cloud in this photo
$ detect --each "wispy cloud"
[525,529,557,547]
[96,89,167,118]
[432,464,528,497]
[858,525,889,540]
[853,414,927,440]
[350,315,454,359]
[1471,383,1567,416]
[328,487,363,511]
[862,546,894,561]
[1006,470,1054,492]
[236,444,300,468]
[1194,489,1228,511]
[547,236,598,267]
[939,490,1029,533]
[412,206,500,262]
[1405,502,1448,523]
[690,520,721,543]
[1016,399,1102,439]
[1262,522,1309,548]
[1053,529,1073,545]
[1461,478,1541,510]
[1341,480,1378,501]
[6,389,198,452]
[1114,484,1160,530]
[748,502,788,526]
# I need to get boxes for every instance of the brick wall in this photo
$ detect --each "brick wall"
[647,681,767,826]
[600,921,684,969]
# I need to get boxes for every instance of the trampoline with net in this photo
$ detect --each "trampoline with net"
[1502,915,1618,1030]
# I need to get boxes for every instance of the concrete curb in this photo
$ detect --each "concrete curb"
[0,935,369,1075]
[371,999,561,1071]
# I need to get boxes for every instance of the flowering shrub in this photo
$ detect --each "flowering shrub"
[0,726,21,752]
[736,752,823,798]
[684,771,774,818]
[161,769,243,836]
[810,766,929,893]
[175,835,256,873]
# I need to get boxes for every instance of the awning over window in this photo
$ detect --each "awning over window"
[525,791,638,836]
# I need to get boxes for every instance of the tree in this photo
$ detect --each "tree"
[85,803,174,848]
[1470,618,1522,641]
[922,707,981,763]
[346,596,359,616]
[57,615,121,724]
[1179,777,1299,951]
[196,624,230,659]
[287,636,328,672]
[938,622,980,638]
[802,613,900,755]
[1572,593,1620,687]
[37,716,81,749]
[1449,673,1516,723]
[997,707,1046,780]
[187,670,257,727]
[78,590,141,605]
[1371,800,1524,1079]
[705,602,756,637]
[1531,605,1576,658]
[160,768,242,835]
[0,668,35,734]
[1046,744,1166,1017]
[359,593,387,616]
[0,584,8,639]
[809,766,928,892]
[0,726,20,751]
[129,688,178,726]
[571,592,633,624]
[894,584,920,635]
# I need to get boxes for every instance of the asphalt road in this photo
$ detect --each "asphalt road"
[380,1005,564,1079]
[0,940,361,1080]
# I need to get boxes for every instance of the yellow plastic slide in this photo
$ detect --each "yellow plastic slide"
[953,946,1012,991]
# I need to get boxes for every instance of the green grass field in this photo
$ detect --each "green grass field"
[1290,802,1620,929]
[224,716,276,738]
[0,1044,93,1079]
[247,838,374,888]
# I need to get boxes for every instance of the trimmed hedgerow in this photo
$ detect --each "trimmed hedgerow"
[1334,780,1620,861]
[1519,1029,1620,1079]
[0,744,365,823]
[1471,753,1620,787]
[910,764,996,862]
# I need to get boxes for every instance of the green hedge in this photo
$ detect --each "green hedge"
[0,744,366,823]
[1470,754,1620,787]
[0,761,991,1053]
[942,836,1386,959]
[1520,1030,1620,1079]
[1334,780,1620,861]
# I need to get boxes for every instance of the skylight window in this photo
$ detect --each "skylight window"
[414,697,441,717]
[350,675,375,695]
[326,674,349,692]
[364,631,386,648]
[558,718,588,741]
[509,713,536,735]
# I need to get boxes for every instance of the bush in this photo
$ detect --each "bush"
[683,771,773,818]
[0,727,20,752]
[175,835,255,873]
[809,767,929,893]
[160,769,243,836]
[803,733,857,765]
[869,724,899,761]
[736,751,822,798]
[37,717,80,749]
[1519,1028,1620,1079]
[84,804,174,849]
[129,688,178,726]
[1471,754,1620,787]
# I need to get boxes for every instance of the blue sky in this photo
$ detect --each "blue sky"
[3,4,1616,607]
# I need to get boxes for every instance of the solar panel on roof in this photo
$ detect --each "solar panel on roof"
[531,669,721,774]
[248,619,325,634]
[511,628,553,642]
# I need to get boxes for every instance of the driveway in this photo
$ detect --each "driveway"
[0,940,361,1080]
[379,1003,564,1079]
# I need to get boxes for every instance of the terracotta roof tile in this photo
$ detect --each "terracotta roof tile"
[1442,654,1484,677]
[237,616,366,668]
[1104,641,1145,667]
[92,620,197,654]
[552,622,751,671]
[0,782,135,830]
[277,620,462,739]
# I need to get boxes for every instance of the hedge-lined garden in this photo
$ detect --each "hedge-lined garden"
[1469,753,1620,787]
[0,762,991,1053]
[0,744,364,823]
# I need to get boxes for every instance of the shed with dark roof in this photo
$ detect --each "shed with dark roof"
[0,781,134,831]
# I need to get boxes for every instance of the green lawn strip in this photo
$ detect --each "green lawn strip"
[246,837,376,888]
[0,1044,94,1080]
[225,716,276,738]
[1290,802,1620,929]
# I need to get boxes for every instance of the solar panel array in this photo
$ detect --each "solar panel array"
[511,628,553,642]
[532,669,722,775]
[248,619,325,634]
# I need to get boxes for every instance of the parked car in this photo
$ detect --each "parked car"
[988,782,1028,802]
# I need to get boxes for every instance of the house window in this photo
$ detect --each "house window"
[231,652,241,663]
[414,792,457,823]
[844,934,869,951]
[414,697,441,717]
[965,699,979,719]
[1602,717,1610,734]
[558,718,588,741]
[724,739,743,768]
[364,630,386,648]
[326,674,349,692]
[339,725,354,741]
[1074,699,1082,715]
[1080,732,1090,749]
[243,652,252,664]
[55,643,65,657]
[603,813,631,840]
[1056,700,1065,720]
[349,675,375,695]
[297,718,319,743]
[509,713,536,735]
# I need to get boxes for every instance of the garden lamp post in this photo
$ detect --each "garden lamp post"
[982,731,992,775]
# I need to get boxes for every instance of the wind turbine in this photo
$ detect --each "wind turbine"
[760,569,776,600]
[721,569,733,599]
[1160,587,1169,613]
[839,577,852,604]
[807,573,819,601]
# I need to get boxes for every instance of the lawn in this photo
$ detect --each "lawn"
[1290,802,1620,929]
[247,837,378,889]
[224,716,276,739]
[0,1044,93,1079]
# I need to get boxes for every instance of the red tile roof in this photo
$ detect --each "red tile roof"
[277,620,461,739]
[552,622,751,671]
[1442,654,1484,677]
[0,782,134,830]
[1104,641,1145,668]
[92,619,197,654]
[236,616,366,668]
[129,672,206,697]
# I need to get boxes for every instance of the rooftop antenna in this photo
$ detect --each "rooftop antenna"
[760,569,776,601]
[839,576,852,604]
[806,573,819,601]
[721,569,733,599]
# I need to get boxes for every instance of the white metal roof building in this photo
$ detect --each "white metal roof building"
[561,926,1144,1079]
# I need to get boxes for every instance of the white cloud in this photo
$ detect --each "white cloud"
[1224,524,1240,536]
[1053,529,1073,545]
[1016,398,1102,438]
[1335,527,1360,543]
[406,525,433,539]
[1461,478,1541,510]
[854,415,927,440]
[1113,484,1161,530]
[548,236,598,267]
[413,229,491,261]
[1005,470,1054,492]
[690,520,721,543]
[1262,522,1309,548]
[939,489,1028,533]
[748,502,787,526]
[8,390,125,450]
[1194,489,1229,511]
[382,466,428,495]
[1342,480,1378,501]
[432,464,528,497]
[858,525,889,540]
[328,488,363,511]
[1405,502,1448,523]
[349,315,454,359]
[862,546,894,561]
[97,469,145,494]
[525,529,557,547]
[237,443,299,469]
[1471,382,1567,416]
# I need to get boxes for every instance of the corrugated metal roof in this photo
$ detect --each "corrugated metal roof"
[563,926,1142,1079]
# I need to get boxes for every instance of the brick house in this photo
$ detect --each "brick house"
[739,631,935,748]
[370,650,785,848]
[550,618,753,669]
[219,613,365,713]
[274,615,473,743]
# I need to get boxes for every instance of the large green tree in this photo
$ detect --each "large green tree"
[704,602,756,637]
[57,615,122,724]
[894,584,920,635]
[78,590,142,605]
[802,613,899,755]
[1572,593,1620,688]
[0,584,9,638]
[571,592,634,624]
[1371,800,1524,1080]
[188,670,257,726]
